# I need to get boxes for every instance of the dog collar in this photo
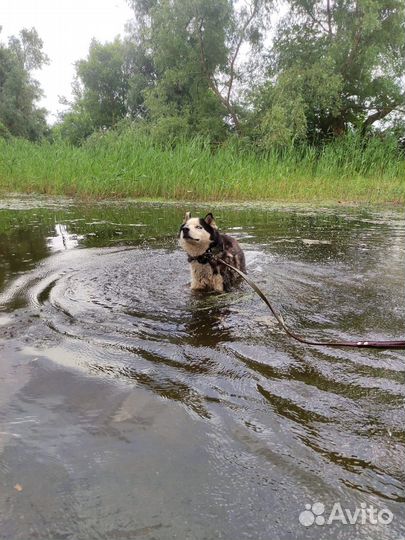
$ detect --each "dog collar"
[187,244,221,265]
[187,251,214,265]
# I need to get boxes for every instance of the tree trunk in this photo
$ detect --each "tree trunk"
[361,107,394,135]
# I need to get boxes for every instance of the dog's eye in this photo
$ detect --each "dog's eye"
[195,225,203,230]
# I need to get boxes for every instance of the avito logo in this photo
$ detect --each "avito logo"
[299,501,393,527]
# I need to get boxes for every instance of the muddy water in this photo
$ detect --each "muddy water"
[0,198,404,540]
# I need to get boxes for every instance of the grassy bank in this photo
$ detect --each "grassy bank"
[1,130,404,203]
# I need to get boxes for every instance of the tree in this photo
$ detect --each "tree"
[0,27,49,140]
[74,38,129,129]
[126,0,231,141]
[255,0,405,145]
[53,107,96,146]
[57,0,404,147]
[127,0,270,140]
[56,36,156,142]
[195,0,270,134]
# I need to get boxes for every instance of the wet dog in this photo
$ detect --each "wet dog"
[179,212,246,292]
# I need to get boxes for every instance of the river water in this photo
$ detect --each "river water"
[0,197,404,540]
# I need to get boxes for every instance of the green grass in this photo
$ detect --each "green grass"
[0,129,404,203]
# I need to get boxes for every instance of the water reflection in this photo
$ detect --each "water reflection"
[47,223,83,251]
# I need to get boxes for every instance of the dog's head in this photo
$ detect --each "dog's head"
[179,212,218,257]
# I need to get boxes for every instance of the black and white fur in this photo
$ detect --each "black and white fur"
[179,212,246,292]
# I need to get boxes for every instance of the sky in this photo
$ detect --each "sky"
[1,0,133,123]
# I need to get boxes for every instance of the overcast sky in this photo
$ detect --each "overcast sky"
[1,0,133,123]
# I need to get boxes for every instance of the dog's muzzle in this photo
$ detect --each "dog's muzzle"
[181,227,199,241]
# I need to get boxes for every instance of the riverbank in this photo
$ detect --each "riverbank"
[1,131,404,203]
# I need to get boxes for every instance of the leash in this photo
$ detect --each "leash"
[218,258,405,350]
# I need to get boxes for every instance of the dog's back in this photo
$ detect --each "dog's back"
[214,232,246,291]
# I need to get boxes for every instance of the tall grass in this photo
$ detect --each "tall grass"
[0,129,404,203]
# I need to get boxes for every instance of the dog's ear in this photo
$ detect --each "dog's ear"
[183,211,191,223]
[204,213,217,229]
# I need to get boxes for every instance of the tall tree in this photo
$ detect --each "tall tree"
[255,0,405,145]
[195,0,270,134]
[127,0,270,139]
[127,0,231,140]
[0,27,48,140]
[56,37,156,143]
[74,38,129,128]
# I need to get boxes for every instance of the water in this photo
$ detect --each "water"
[0,197,404,540]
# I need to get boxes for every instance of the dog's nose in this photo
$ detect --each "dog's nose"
[182,226,189,234]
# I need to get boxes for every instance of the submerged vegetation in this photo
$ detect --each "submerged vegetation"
[1,128,404,203]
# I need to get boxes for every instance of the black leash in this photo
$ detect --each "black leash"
[218,258,405,350]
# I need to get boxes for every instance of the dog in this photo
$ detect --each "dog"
[179,212,246,292]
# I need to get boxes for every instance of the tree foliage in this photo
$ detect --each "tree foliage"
[54,0,405,147]
[255,0,405,145]
[56,36,156,144]
[134,0,233,141]
[0,27,49,140]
